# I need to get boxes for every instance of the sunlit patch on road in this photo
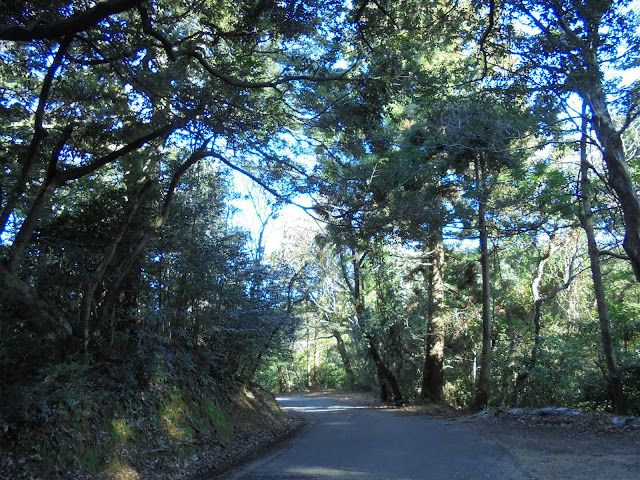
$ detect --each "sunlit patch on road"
[284,466,368,477]
[276,397,369,414]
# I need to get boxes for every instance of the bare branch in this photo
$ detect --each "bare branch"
[207,150,315,213]
[598,250,630,261]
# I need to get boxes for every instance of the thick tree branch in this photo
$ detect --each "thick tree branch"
[478,0,496,76]
[59,122,181,183]
[4,122,180,274]
[0,0,144,41]
[0,36,71,233]
[5,124,74,274]
[598,250,630,261]
[138,6,178,61]
[189,49,347,89]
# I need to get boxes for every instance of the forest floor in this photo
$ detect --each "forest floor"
[250,390,640,480]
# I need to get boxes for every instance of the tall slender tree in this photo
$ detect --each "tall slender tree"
[579,102,628,412]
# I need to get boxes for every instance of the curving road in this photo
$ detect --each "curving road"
[223,393,527,480]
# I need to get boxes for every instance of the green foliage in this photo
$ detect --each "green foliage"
[2,6,640,476]
[0,0,356,384]
[0,351,253,478]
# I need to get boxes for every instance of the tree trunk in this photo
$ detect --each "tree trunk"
[346,248,402,403]
[366,333,404,404]
[500,322,518,406]
[306,326,312,389]
[6,182,58,275]
[512,234,579,406]
[332,329,356,389]
[0,267,73,340]
[421,225,445,402]
[579,104,628,413]
[80,181,152,358]
[514,241,555,406]
[513,300,541,407]
[278,365,285,393]
[97,147,206,328]
[313,325,319,387]
[472,155,492,411]
[579,46,640,282]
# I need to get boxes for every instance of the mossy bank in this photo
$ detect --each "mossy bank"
[0,358,300,480]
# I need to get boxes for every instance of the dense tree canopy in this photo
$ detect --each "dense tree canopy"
[1,0,640,475]
[0,0,358,363]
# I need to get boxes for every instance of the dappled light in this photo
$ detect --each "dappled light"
[102,462,141,480]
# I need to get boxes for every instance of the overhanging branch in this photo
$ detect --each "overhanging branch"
[0,0,144,41]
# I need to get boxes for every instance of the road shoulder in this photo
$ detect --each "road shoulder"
[458,413,640,480]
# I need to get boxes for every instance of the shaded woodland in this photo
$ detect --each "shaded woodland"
[1,0,639,476]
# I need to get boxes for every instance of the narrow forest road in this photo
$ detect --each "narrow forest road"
[221,393,526,480]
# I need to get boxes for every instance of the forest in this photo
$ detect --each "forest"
[1,0,639,477]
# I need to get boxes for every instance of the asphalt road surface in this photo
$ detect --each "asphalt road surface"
[223,394,527,480]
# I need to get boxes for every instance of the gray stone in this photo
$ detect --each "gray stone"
[610,416,632,427]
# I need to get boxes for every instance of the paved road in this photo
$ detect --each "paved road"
[224,394,527,480]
